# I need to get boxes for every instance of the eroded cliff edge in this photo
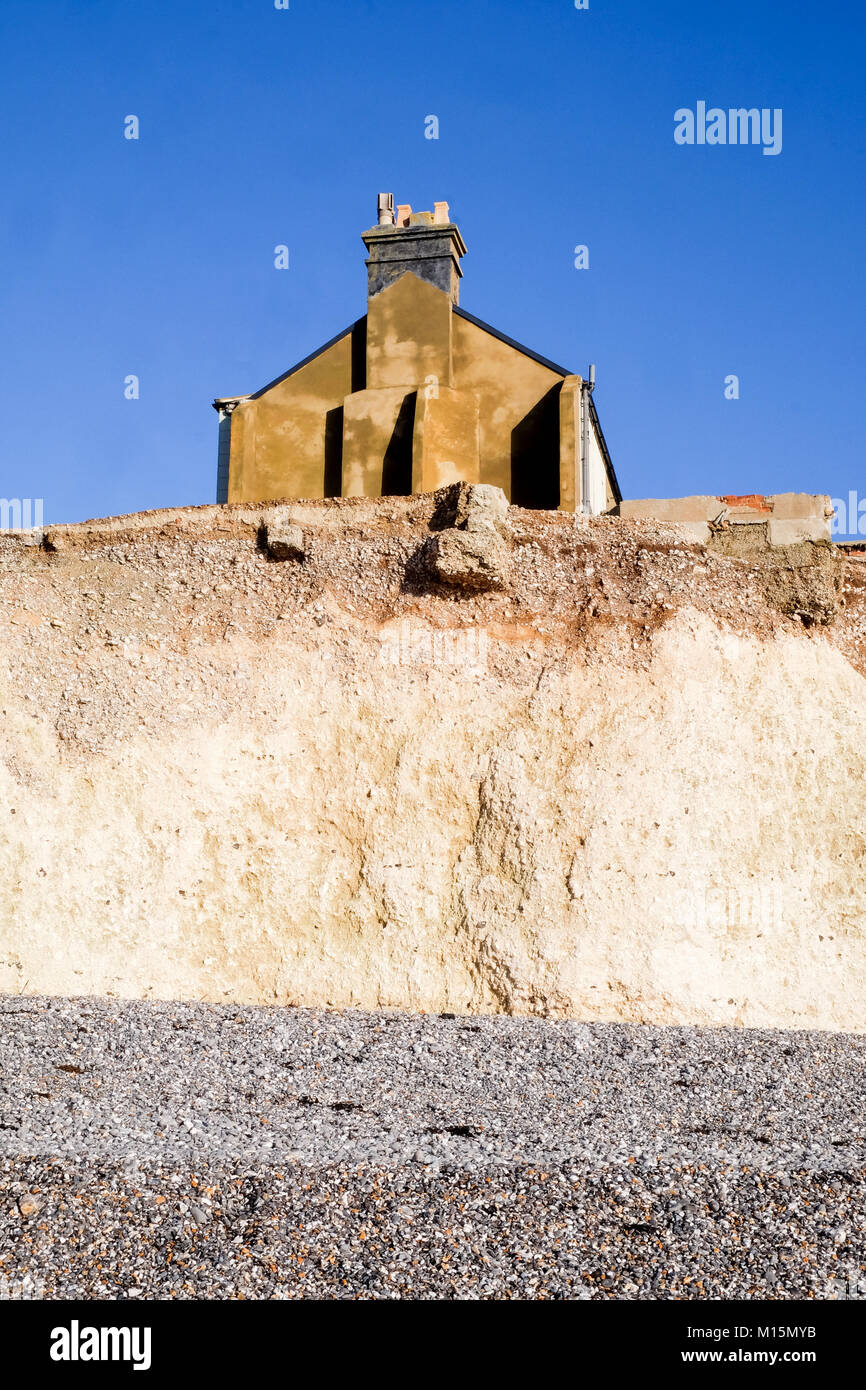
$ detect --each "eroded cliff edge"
[1,491,864,1029]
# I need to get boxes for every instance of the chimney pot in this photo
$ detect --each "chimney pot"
[377,192,395,226]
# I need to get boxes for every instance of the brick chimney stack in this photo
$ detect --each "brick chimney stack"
[362,193,467,303]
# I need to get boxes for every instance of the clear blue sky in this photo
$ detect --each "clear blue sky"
[1,0,864,530]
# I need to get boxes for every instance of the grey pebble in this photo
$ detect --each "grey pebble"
[0,995,864,1300]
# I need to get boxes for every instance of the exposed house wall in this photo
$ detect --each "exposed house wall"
[215,203,620,512]
[367,270,452,389]
[341,273,469,498]
[412,385,481,494]
[585,397,617,514]
[588,392,620,513]
[450,312,564,505]
[224,328,357,503]
[215,411,232,504]
[222,277,590,509]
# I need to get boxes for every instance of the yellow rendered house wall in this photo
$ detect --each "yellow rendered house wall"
[225,276,591,509]
[450,313,565,499]
[226,330,355,502]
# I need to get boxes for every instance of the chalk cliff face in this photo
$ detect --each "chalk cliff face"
[1,492,864,1029]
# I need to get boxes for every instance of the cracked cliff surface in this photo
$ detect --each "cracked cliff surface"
[1,491,864,1029]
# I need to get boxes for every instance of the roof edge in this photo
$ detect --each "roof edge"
[452,306,573,377]
[215,316,366,407]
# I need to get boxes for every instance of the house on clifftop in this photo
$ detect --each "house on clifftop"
[213,194,620,514]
